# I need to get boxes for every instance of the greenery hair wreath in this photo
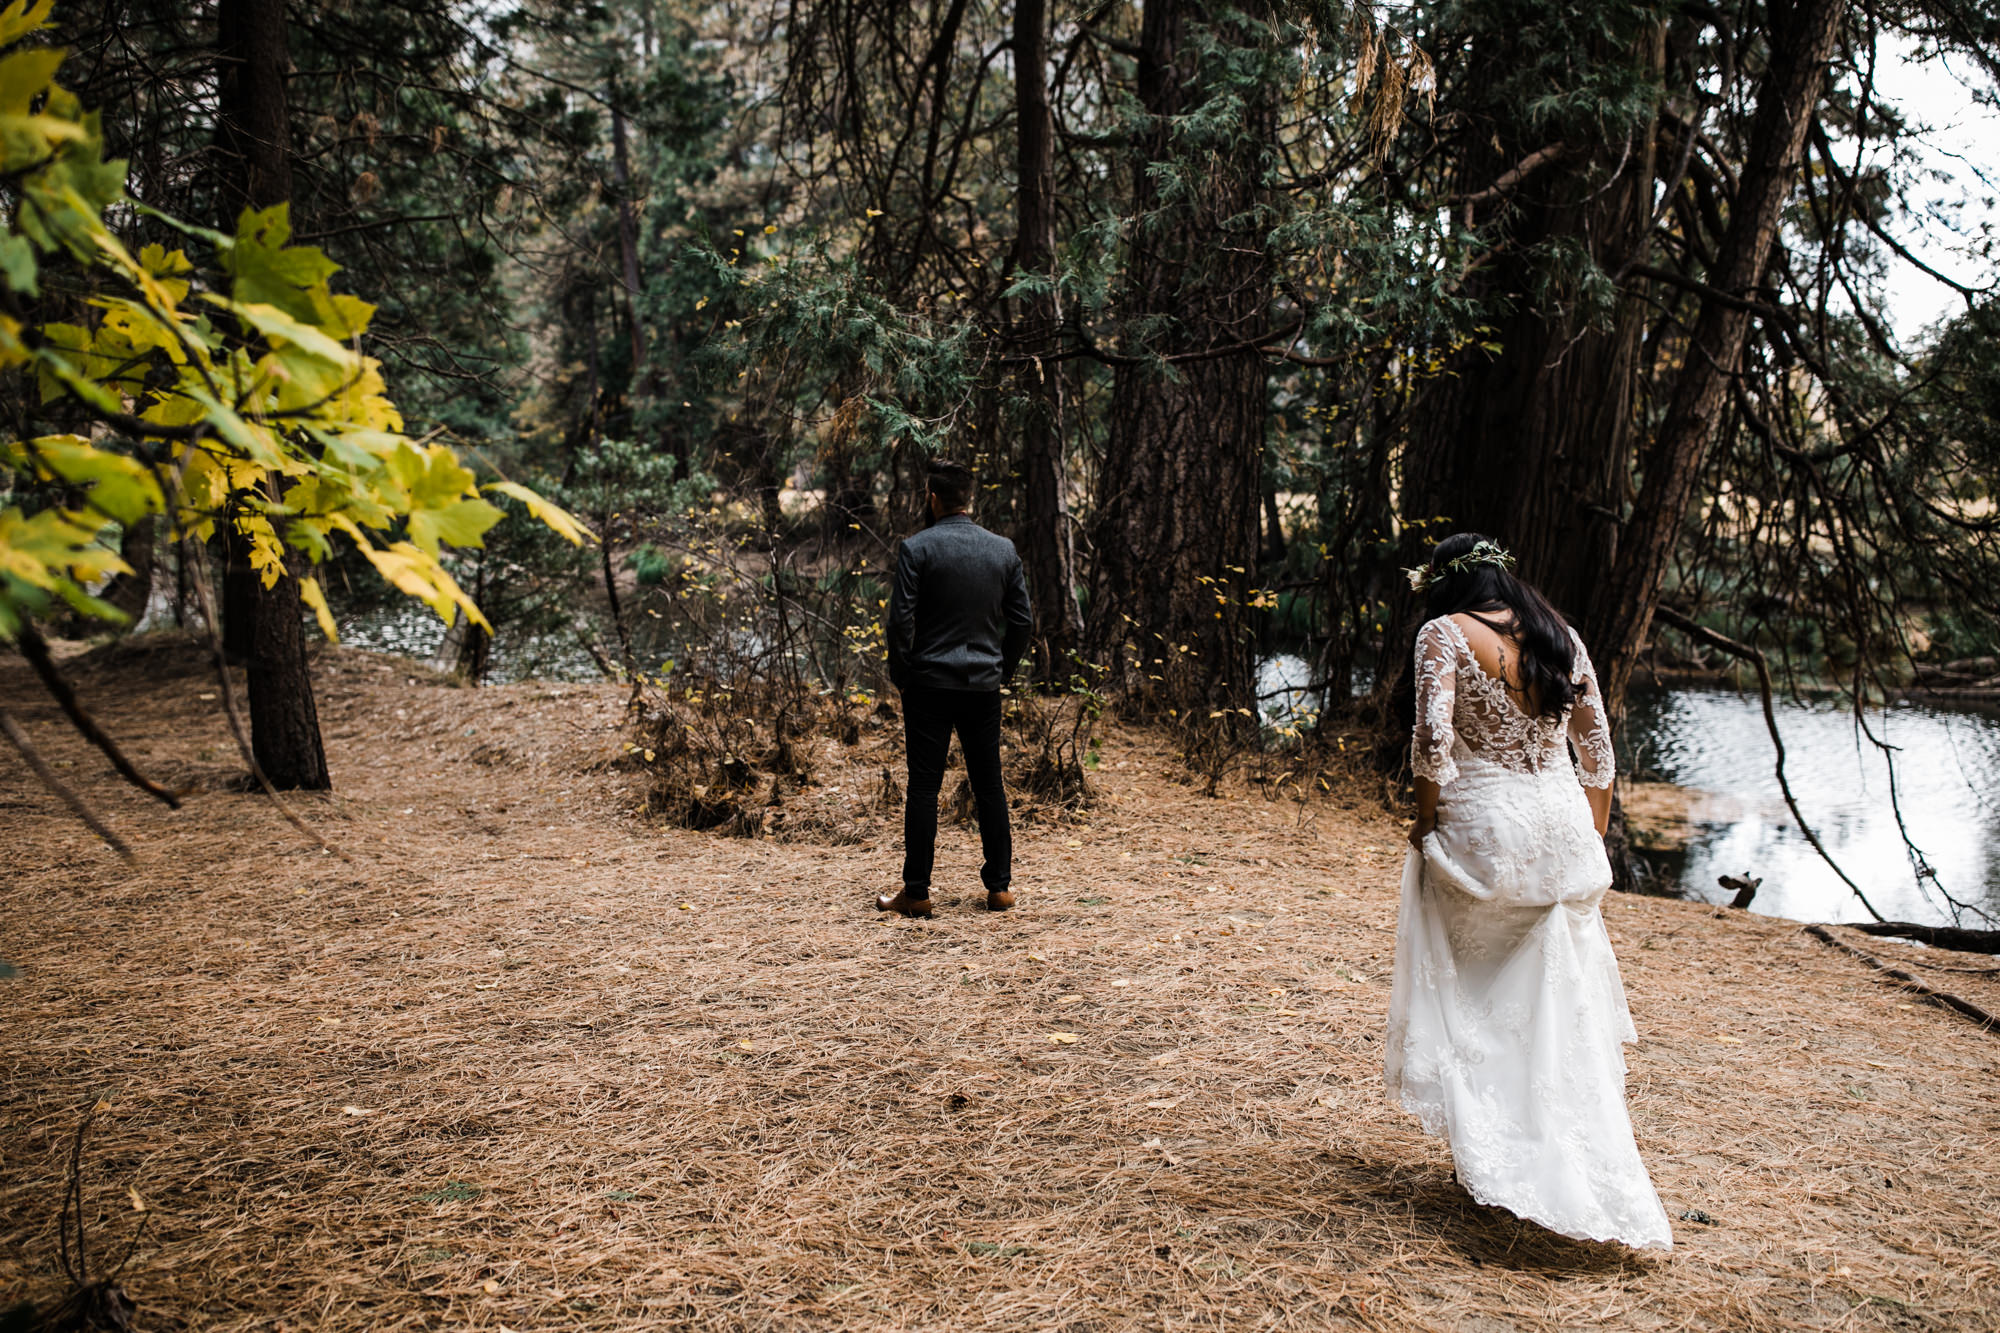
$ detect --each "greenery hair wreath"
[1404,539,1517,592]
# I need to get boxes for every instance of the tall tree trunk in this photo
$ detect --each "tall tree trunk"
[1401,25,1664,630]
[1090,0,1270,722]
[1385,14,1664,811]
[609,73,648,391]
[217,0,329,790]
[1590,0,1847,712]
[220,510,257,662]
[214,0,291,213]
[248,546,329,789]
[1010,0,1079,673]
[1385,15,1665,889]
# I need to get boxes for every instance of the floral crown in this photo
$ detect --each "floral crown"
[1404,539,1515,592]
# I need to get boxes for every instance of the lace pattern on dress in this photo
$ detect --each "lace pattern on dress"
[1411,618,1616,790]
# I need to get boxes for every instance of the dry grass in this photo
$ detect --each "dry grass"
[1,633,1997,1331]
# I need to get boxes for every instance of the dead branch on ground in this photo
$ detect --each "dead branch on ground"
[1803,925,1999,1034]
[1849,921,2000,955]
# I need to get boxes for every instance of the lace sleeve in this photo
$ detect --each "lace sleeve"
[1567,628,1615,789]
[1411,619,1460,787]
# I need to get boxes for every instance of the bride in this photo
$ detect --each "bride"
[1385,532,1673,1251]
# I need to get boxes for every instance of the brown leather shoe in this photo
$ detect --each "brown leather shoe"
[986,889,1016,912]
[875,888,935,918]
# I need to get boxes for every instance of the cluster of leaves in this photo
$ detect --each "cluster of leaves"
[0,0,582,642]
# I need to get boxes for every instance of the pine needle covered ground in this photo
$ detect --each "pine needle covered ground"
[2,638,1996,1331]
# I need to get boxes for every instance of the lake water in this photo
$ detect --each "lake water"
[1621,685,2000,927]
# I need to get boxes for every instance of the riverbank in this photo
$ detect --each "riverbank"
[3,639,1997,1330]
[1634,662,2000,706]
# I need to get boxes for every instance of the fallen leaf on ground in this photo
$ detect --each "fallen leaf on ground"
[1047,1033,1079,1045]
[341,1105,376,1116]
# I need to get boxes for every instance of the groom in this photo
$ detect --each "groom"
[876,460,1034,917]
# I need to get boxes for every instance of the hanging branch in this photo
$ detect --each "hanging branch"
[1804,926,1999,1033]
[0,704,135,863]
[1651,604,1886,922]
[13,621,182,809]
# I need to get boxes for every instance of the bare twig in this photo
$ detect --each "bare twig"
[1803,925,1998,1034]
[37,1106,146,1332]
[1446,141,1568,209]
[0,704,135,863]
[14,622,182,808]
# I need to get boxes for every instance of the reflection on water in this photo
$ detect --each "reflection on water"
[1622,686,2000,927]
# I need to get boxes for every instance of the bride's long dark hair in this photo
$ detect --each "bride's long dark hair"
[1421,532,1576,717]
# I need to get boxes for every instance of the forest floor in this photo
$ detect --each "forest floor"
[2,636,1997,1333]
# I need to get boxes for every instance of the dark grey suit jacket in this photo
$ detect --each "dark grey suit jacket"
[886,513,1033,691]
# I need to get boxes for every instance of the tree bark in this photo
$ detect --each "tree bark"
[455,619,493,684]
[216,0,329,790]
[1400,26,1663,631]
[609,72,648,390]
[214,0,293,212]
[1261,480,1286,565]
[1090,0,1270,721]
[1010,0,1079,673]
[103,515,158,629]
[1591,0,1848,712]
[248,549,329,789]
[1390,76,1659,858]
[220,511,257,662]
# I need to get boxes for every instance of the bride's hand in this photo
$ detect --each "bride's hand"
[1407,816,1436,849]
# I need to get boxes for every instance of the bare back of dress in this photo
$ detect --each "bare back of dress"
[1410,616,1616,791]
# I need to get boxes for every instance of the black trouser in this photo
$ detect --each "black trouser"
[900,686,1011,895]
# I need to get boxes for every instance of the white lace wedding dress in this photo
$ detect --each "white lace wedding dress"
[1385,615,1673,1250]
